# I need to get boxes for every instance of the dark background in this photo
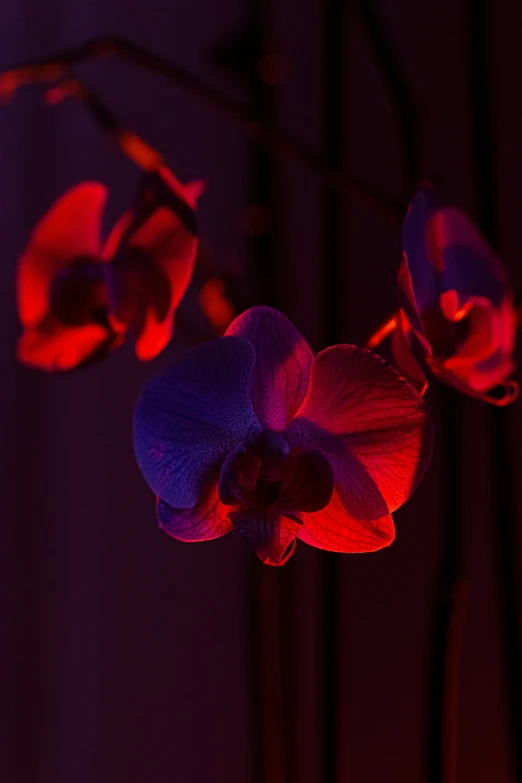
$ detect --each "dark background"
[1,1,522,782]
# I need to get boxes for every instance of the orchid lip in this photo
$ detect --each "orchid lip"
[256,538,297,566]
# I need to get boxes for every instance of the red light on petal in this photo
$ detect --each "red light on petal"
[158,167,205,209]
[287,344,433,519]
[17,320,112,372]
[366,315,398,349]
[17,183,107,328]
[199,277,235,334]
[300,490,395,553]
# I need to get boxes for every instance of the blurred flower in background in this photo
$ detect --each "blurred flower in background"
[392,185,518,405]
[16,168,201,370]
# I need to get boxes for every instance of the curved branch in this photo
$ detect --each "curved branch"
[0,36,402,220]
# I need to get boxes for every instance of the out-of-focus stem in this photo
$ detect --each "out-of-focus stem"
[0,36,402,219]
[45,76,164,172]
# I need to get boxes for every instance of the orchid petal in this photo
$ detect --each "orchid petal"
[105,206,198,361]
[102,211,132,263]
[402,188,439,312]
[430,298,516,397]
[391,323,428,396]
[287,345,433,520]
[435,356,517,396]
[104,168,202,360]
[133,336,262,508]
[397,253,432,356]
[479,380,519,406]
[298,489,395,552]
[225,306,314,430]
[157,479,233,542]
[17,183,107,328]
[158,167,206,210]
[430,207,508,306]
[129,207,198,360]
[443,298,500,367]
[432,364,519,406]
[17,316,117,372]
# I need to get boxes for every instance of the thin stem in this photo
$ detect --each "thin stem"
[45,75,164,171]
[0,36,402,220]
[320,1,347,781]
[237,4,288,781]
[356,0,419,196]
[426,386,466,783]
[468,1,522,779]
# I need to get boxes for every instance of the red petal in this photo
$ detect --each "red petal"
[105,207,198,361]
[157,479,232,542]
[225,306,314,430]
[429,206,510,305]
[102,211,132,263]
[159,167,206,209]
[17,317,117,372]
[199,277,236,334]
[444,298,514,369]
[299,489,395,553]
[478,380,519,406]
[391,318,428,396]
[398,253,432,356]
[287,345,433,520]
[431,297,517,400]
[17,183,107,328]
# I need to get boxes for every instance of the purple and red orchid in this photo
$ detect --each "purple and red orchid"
[133,306,433,565]
[392,185,518,405]
[16,167,202,371]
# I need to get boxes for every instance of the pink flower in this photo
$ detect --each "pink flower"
[134,306,433,565]
[16,168,202,371]
[392,186,518,405]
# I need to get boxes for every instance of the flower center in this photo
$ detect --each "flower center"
[108,248,171,329]
[50,257,109,327]
[422,302,472,360]
[221,433,334,567]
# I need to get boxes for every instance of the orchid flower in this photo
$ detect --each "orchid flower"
[16,167,203,371]
[133,306,433,566]
[392,185,518,405]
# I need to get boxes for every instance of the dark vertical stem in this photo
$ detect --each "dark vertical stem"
[323,0,346,345]
[356,4,467,782]
[426,388,466,783]
[245,0,283,312]
[240,2,286,782]
[321,2,346,782]
[468,2,522,779]
[246,562,264,783]
[423,55,469,783]
[356,0,419,196]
